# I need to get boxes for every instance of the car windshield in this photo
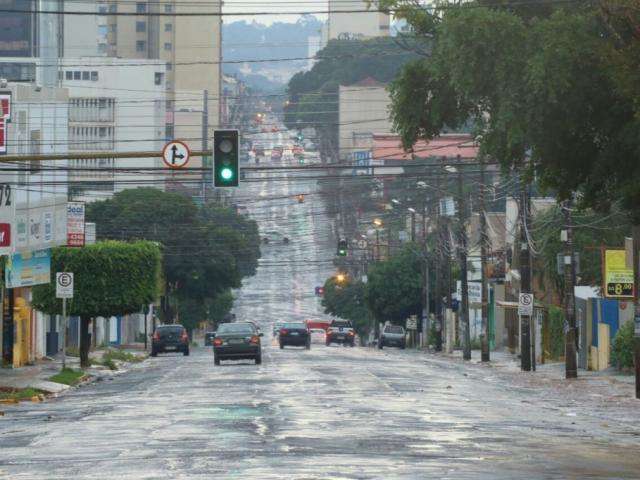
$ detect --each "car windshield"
[283,323,306,329]
[385,326,404,334]
[217,323,255,334]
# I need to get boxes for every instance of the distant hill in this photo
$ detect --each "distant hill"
[223,15,324,91]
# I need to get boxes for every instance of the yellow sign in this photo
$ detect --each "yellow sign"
[604,249,634,298]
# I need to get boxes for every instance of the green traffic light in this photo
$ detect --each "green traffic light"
[221,167,234,180]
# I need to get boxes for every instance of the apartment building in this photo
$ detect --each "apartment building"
[60,58,167,201]
[327,0,390,40]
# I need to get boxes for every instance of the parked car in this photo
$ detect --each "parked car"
[213,322,263,365]
[151,324,189,356]
[326,320,355,346]
[379,325,406,349]
[279,322,311,349]
[262,230,290,244]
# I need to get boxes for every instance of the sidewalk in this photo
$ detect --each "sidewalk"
[0,345,148,394]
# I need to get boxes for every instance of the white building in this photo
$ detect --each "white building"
[0,82,69,366]
[328,0,390,40]
[338,77,393,161]
[60,58,168,201]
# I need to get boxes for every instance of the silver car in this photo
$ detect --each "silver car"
[379,325,406,349]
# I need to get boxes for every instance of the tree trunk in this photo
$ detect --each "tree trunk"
[79,316,91,368]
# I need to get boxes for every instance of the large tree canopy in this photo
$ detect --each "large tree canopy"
[322,277,370,335]
[384,1,640,220]
[86,188,260,326]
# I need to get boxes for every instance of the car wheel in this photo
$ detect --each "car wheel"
[279,343,284,349]
[325,341,331,346]
[379,342,384,350]
[151,349,158,357]
[350,341,355,347]
[214,356,220,366]
[183,348,190,356]
[305,341,311,350]
[255,355,262,365]
[401,344,406,350]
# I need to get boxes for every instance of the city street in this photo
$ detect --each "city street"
[2,345,640,479]
[1,127,639,479]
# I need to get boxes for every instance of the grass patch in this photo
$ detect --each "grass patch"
[102,349,145,363]
[0,387,43,401]
[48,368,86,386]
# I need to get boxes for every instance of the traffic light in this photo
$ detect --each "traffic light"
[214,130,239,187]
[337,238,348,256]
[296,132,304,142]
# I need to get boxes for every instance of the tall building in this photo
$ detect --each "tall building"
[60,58,167,201]
[327,0,390,40]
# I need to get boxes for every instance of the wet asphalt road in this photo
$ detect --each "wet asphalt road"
[1,127,639,479]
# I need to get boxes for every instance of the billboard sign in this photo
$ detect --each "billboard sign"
[0,181,14,256]
[0,1,34,57]
[5,248,51,288]
[604,249,634,298]
[67,202,85,247]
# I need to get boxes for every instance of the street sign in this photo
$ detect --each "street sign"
[603,249,634,298]
[406,315,418,330]
[67,202,85,247]
[357,239,368,249]
[518,293,534,316]
[468,281,482,304]
[56,272,74,299]
[162,140,190,169]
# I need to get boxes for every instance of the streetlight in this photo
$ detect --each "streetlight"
[373,218,383,227]
[336,273,346,283]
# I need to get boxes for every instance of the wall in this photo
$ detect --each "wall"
[328,0,390,40]
[338,84,392,161]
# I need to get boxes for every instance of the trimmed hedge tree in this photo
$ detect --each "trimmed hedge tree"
[33,241,162,367]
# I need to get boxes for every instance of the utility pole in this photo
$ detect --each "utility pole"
[479,157,490,362]
[562,200,578,378]
[519,180,532,371]
[457,166,471,360]
[434,162,444,351]
[410,209,416,242]
[202,89,209,203]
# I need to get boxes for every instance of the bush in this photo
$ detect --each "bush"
[547,306,565,360]
[611,321,635,371]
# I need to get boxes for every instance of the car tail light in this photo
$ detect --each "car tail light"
[152,331,160,341]
[181,331,189,342]
[280,329,288,335]
[250,335,260,345]
[213,338,223,346]
[348,331,355,336]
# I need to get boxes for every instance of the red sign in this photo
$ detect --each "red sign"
[0,223,10,247]
[0,93,11,155]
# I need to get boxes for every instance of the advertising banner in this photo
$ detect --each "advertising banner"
[1,92,11,154]
[5,248,51,288]
[67,202,85,247]
[604,249,634,298]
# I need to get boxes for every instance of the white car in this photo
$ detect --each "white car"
[309,329,326,344]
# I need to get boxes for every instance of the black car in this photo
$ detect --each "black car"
[213,322,263,365]
[279,322,311,349]
[326,320,355,346]
[151,324,189,356]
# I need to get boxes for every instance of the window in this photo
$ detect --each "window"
[164,23,172,32]
[82,71,90,80]
[91,71,99,81]
[98,5,108,14]
[154,72,164,85]
[108,3,117,13]
[136,40,146,52]
[166,62,172,71]
[164,42,172,51]
[109,24,117,33]
[98,98,107,109]
[136,2,146,13]
[65,71,73,80]
[73,71,81,80]
[164,3,173,13]
[136,21,146,33]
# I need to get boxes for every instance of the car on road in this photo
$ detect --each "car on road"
[279,322,311,349]
[326,320,355,346]
[309,328,326,344]
[213,322,263,365]
[151,324,190,356]
[379,325,406,349]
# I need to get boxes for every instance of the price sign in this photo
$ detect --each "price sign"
[604,249,634,299]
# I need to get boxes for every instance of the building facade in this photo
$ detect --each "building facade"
[327,0,390,40]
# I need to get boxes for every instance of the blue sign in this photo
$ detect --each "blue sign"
[5,249,51,288]
[352,150,372,175]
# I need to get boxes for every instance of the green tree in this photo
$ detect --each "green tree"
[365,244,423,324]
[86,188,260,328]
[322,277,370,335]
[32,241,161,367]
